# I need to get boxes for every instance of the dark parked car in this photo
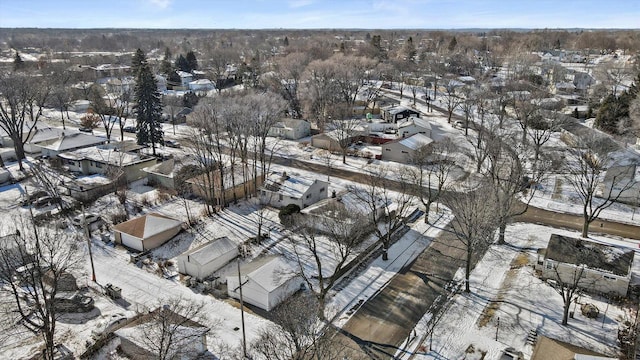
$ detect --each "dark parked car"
[21,190,49,206]
[34,196,61,208]
[123,126,136,133]
[79,127,94,133]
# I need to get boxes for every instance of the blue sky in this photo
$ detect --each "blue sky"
[0,0,638,29]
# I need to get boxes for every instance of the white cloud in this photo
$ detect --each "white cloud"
[288,0,314,8]
[147,0,172,9]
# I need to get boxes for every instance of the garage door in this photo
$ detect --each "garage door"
[120,233,143,252]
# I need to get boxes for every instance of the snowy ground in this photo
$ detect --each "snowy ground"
[398,222,638,359]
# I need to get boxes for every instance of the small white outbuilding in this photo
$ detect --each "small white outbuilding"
[177,237,238,280]
[227,255,304,311]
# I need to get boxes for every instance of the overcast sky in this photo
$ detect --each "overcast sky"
[0,0,638,29]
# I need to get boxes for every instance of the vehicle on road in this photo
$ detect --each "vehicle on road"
[71,213,101,227]
[21,190,49,206]
[78,127,94,133]
[123,126,136,133]
[164,139,181,148]
[34,196,61,208]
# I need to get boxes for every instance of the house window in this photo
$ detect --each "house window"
[385,148,391,152]
[545,261,553,270]
[603,275,616,281]
[401,151,408,154]
[306,194,311,199]
[319,187,325,193]
[95,162,103,168]
[279,194,283,201]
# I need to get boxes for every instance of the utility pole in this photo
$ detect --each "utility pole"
[82,205,96,282]
[237,259,247,358]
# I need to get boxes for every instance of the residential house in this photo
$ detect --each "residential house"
[24,127,69,154]
[396,116,433,139]
[177,237,238,281]
[300,190,386,236]
[310,128,362,151]
[186,164,263,206]
[188,79,215,93]
[143,158,178,189]
[573,72,595,92]
[268,118,311,140]
[530,335,617,360]
[380,105,421,123]
[115,306,210,360]
[113,213,184,252]
[39,132,105,158]
[91,64,131,82]
[603,156,640,206]
[554,82,576,94]
[176,71,193,88]
[536,234,635,297]
[260,171,329,209]
[381,133,434,164]
[105,77,135,95]
[58,143,157,182]
[226,255,304,311]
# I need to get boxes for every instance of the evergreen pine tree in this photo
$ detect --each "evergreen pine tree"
[448,36,458,52]
[13,50,24,71]
[133,55,163,155]
[131,48,146,76]
[160,47,174,76]
[175,54,189,72]
[283,36,289,46]
[186,51,198,72]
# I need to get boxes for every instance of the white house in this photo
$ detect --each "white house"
[38,132,105,158]
[24,127,70,154]
[536,234,635,297]
[58,143,157,182]
[188,78,215,93]
[113,213,184,252]
[268,118,311,140]
[227,255,304,311]
[603,158,640,206]
[396,116,433,139]
[261,171,329,209]
[381,133,433,164]
[176,71,193,88]
[177,237,238,280]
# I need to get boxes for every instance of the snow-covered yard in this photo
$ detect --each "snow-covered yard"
[401,222,638,359]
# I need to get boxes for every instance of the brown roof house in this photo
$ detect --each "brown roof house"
[113,213,184,252]
[114,306,210,360]
[536,234,635,297]
[530,335,616,360]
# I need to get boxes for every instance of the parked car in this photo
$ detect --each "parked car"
[123,126,136,133]
[34,196,61,208]
[79,127,94,133]
[71,213,101,227]
[164,139,181,148]
[21,190,49,206]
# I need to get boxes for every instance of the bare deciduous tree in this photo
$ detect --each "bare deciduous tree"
[444,181,498,292]
[0,72,52,170]
[408,138,459,224]
[564,135,637,237]
[0,218,80,360]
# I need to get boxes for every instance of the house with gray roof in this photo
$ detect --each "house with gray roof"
[380,105,421,123]
[268,118,311,140]
[536,234,635,297]
[260,171,329,209]
[39,132,105,158]
[381,133,434,164]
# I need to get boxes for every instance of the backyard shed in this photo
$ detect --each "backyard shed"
[177,237,238,280]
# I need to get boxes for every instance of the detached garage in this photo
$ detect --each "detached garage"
[227,256,304,311]
[113,213,184,252]
[177,237,238,280]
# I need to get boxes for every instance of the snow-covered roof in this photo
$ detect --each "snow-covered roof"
[182,237,237,266]
[189,79,214,86]
[58,145,152,167]
[545,234,634,276]
[397,116,432,131]
[397,133,433,150]
[93,64,130,71]
[113,213,183,239]
[381,105,419,115]
[176,70,192,78]
[262,171,322,199]
[240,255,298,292]
[27,127,73,144]
[39,132,105,152]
